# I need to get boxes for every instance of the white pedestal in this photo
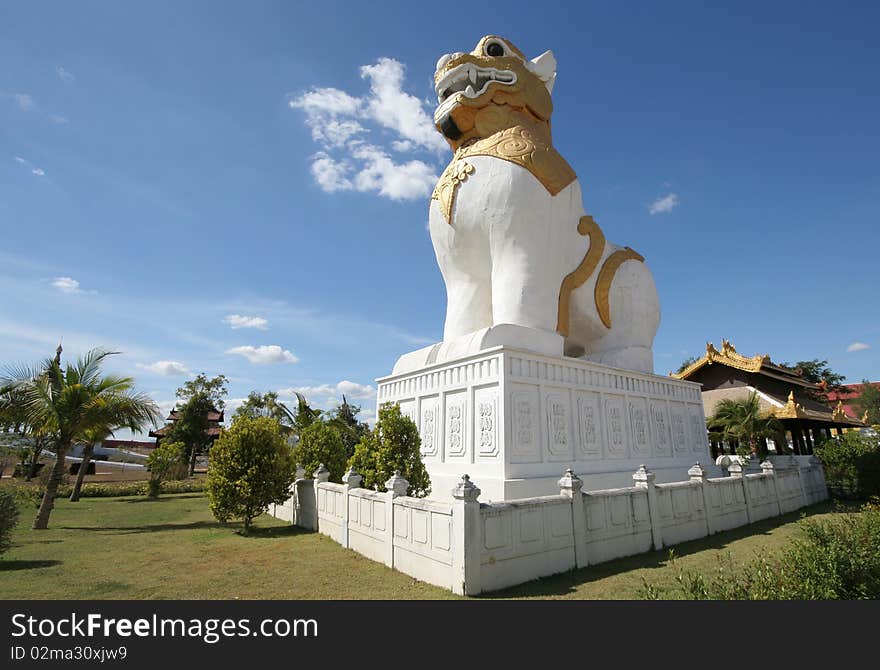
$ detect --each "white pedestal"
[376,346,712,501]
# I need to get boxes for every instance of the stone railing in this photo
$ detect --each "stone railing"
[271,456,828,595]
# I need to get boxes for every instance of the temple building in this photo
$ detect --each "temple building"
[672,340,864,457]
[148,407,224,447]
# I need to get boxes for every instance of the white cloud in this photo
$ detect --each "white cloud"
[51,276,82,294]
[289,56,448,201]
[13,155,46,177]
[56,66,75,83]
[223,314,268,330]
[359,58,447,153]
[14,156,25,164]
[847,342,871,352]
[336,380,377,400]
[13,93,34,110]
[351,144,436,200]
[226,344,299,364]
[649,193,679,215]
[31,168,45,177]
[280,380,376,402]
[310,152,353,192]
[137,360,191,376]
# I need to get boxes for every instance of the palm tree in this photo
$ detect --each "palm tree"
[707,391,783,459]
[2,348,160,529]
[68,424,113,503]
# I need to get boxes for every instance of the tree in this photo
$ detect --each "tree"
[68,424,112,502]
[855,381,880,426]
[146,441,188,498]
[292,421,348,482]
[707,391,784,459]
[348,403,430,497]
[0,488,20,556]
[167,374,228,475]
[176,373,228,410]
[206,416,296,532]
[331,395,370,459]
[1,348,160,529]
[1,386,51,481]
[292,392,323,437]
[780,359,847,402]
[232,391,295,435]
[676,356,699,374]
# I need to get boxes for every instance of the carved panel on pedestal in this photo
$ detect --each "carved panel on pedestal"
[688,405,707,453]
[399,400,417,426]
[419,397,439,458]
[444,391,467,460]
[670,402,688,454]
[545,391,572,462]
[604,395,627,458]
[576,391,601,459]
[474,388,499,459]
[628,398,650,458]
[650,401,672,457]
[509,386,540,464]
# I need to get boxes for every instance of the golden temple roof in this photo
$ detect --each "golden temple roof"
[671,339,816,387]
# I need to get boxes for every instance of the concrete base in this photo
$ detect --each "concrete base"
[377,344,713,501]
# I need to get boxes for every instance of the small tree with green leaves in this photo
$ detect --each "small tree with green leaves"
[292,421,348,482]
[348,403,430,497]
[855,381,880,427]
[206,417,295,532]
[146,441,188,498]
[0,488,20,556]
[707,391,783,459]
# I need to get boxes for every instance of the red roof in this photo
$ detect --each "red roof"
[825,382,880,419]
[101,439,157,450]
[167,409,224,422]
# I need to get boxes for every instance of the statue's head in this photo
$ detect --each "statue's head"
[433,35,557,150]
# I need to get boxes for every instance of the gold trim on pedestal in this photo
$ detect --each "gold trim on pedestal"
[556,216,605,336]
[594,248,645,329]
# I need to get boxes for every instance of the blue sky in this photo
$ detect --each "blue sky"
[2,1,878,434]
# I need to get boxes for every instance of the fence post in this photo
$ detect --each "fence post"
[384,470,409,570]
[341,466,362,548]
[313,463,329,533]
[633,465,663,550]
[810,455,828,501]
[688,462,712,536]
[760,460,781,516]
[728,461,753,523]
[451,474,482,596]
[291,463,306,525]
[559,469,588,568]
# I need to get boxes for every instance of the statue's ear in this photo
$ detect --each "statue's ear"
[529,50,557,93]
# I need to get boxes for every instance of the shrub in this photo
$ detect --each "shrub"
[348,403,430,497]
[0,480,43,509]
[815,432,880,499]
[292,421,348,482]
[52,480,206,499]
[206,416,296,532]
[146,441,188,498]
[642,502,880,599]
[0,488,21,555]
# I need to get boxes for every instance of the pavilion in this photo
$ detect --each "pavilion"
[671,339,864,457]
[148,407,224,448]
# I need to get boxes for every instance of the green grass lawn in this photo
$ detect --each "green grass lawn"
[0,493,851,599]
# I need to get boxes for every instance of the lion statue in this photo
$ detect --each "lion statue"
[424,35,660,374]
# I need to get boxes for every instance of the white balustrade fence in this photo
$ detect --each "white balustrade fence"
[270,455,828,595]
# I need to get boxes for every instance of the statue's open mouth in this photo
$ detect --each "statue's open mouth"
[435,64,516,103]
[433,64,517,134]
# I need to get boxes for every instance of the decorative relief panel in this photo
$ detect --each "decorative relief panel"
[576,391,601,459]
[545,392,572,461]
[419,397,439,458]
[603,395,627,458]
[669,403,688,454]
[628,398,650,458]
[474,388,499,458]
[650,401,672,457]
[509,387,540,463]
[444,391,467,460]
[688,405,707,453]
[399,400,417,426]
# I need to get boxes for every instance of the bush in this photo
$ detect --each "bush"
[0,488,21,555]
[348,403,430,497]
[206,416,296,531]
[52,479,206,499]
[0,480,43,509]
[642,502,880,599]
[815,432,880,499]
[292,421,348,482]
[146,441,188,497]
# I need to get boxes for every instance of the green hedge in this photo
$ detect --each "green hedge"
[642,501,880,599]
[815,432,880,499]
[54,479,206,499]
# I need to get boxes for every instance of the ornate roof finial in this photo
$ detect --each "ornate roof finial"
[54,339,63,366]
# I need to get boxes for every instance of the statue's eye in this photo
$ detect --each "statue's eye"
[485,42,504,57]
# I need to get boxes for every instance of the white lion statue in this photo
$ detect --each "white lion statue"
[412,35,659,375]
